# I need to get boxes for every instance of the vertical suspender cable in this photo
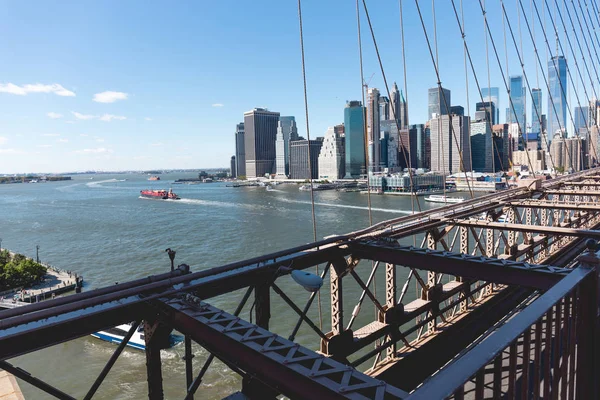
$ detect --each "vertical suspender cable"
[296,0,322,329]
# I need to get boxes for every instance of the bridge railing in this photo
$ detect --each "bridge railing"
[406,256,599,400]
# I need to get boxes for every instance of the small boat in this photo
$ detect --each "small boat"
[424,195,465,204]
[266,185,274,191]
[148,176,160,181]
[92,323,183,350]
[140,188,180,200]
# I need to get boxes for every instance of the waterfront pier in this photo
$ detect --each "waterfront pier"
[0,169,600,398]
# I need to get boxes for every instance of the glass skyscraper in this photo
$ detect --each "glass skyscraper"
[481,87,500,124]
[428,87,451,120]
[548,56,567,137]
[574,106,589,136]
[344,101,366,178]
[508,76,526,137]
[531,88,542,144]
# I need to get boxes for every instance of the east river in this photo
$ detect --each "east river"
[0,173,452,399]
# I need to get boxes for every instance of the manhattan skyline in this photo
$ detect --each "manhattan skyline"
[0,1,593,173]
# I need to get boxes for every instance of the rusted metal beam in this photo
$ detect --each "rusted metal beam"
[152,295,408,400]
[448,219,600,239]
[543,189,600,196]
[350,242,570,290]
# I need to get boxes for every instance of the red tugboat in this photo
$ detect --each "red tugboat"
[140,188,180,200]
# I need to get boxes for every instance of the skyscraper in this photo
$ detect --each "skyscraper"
[344,101,366,178]
[430,113,471,174]
[481,87,500,124]
[531,88,543,142]
[318,127,345,180]
[409,124,427,169]
[243,108,280,179]
[390,82,408,128]
[548,55,567,137]
[234,122,246,177]
[379,96,390,122]
[508,76,526,138]
[275,116,298,177]
[367,88,381,171]
[476,101,497,125]
[289,139,323,179]
[574,106,589,136]
[230,156,236,178]
[428,87,451,119]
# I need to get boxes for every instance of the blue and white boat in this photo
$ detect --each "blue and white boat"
[92,323,183,350]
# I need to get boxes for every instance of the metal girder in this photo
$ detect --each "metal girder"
[504,200,600,211]
[350,242,570,290]
[448,219,600,239]
[152,295,408,400]
[543,189,600,196]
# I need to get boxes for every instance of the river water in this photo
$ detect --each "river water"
[0,173,452,399]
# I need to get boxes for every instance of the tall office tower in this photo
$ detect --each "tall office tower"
[381,120,399,171]
[234,122,246,177]
[289,139,323,179]
[476,101,497,125]
[425,123,431,169]
[334,123,345,136]
[367,88,381,171]
[481,87,500,124]
[275,116,298,177]
[548,55,568,137]
[531,88,543,143]
[450,106,464,116]
[574,106,589,137]
[390,82,409,128]
[379,96,390,121]
[430,113,472,174]
[409,124,427,169]
[398,128,418,170]
[244,108,280,179]
[318,127,345,180]
[550,135,585,172]
[230,156,236,178]
[508,76,526,138]
[344,101,366,178]
[470,120,494,173]
[589,126,600,166]
[589,99,600,128]
[493,124,510,170]
[428,86,451,119]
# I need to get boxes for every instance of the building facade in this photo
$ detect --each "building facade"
[290,139,323,179]
[508,76,526,137]
[574,106,589,137]
[381,120,399,171]
[428,87,451,119]
[512,150,546,172]
[367,88,381,171]
[550,135,585,172]
[430,113,472,174]
[481,87,500,124]
[275,116,298,177]
[409,124,427,169]
[531,88,543,143]
[318,127,345,180]
[390,82,408,129]
[548,56,567,137]
[470,121,494,172]
[230,156,236,178]
[344,101,366,178]
[244,108,280,179]
[234,122,246,177]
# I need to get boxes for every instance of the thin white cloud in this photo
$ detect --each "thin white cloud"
[38,144,53,148]
[0,148,22,154]
[212,103,224,107]
[150,142,164,146]
[93,91,128,103]
[0,83,75,97]
[99,114,126,122]
[42,133,60,137]
[72,111,96,120]
[58,138,69,143]
[75,147,113,154]
[96,138,105,143]
[47,112,63,119]
[80,134,89,137]
[0,137,6,145]
[145,117,152,121]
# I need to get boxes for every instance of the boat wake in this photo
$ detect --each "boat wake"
[274,197,413,214]
[86,179,120,187]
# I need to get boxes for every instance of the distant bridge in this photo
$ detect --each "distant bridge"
[1,169,600,398]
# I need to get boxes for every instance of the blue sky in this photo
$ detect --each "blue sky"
[0,0,593,173]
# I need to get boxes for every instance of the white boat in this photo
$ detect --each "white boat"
[266,185,274,191]
[92,323,183,350]
[424,195,465,204]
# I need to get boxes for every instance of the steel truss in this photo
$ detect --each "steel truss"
[1,170,600,398]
